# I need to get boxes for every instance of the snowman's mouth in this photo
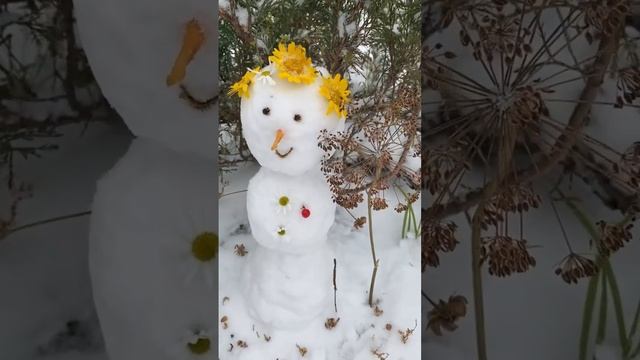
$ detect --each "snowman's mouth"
[275,147,293,158]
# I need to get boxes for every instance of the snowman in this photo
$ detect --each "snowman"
[229,42,350,330]
[73,1,218,359]
[74,0,217,160]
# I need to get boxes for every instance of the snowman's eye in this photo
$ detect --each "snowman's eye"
[293,114,302,122]
[262,107,271,115]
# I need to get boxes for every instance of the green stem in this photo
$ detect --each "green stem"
[409,204,419,238]
[367,194,379,307]
[596,271,608,344]
[560,193,631,358]
[631,339,640,359]
[580,269,601,360]
[603,261,630,356]
[628,300,640,347]
[401,206,409,239]
[471,205,488,360]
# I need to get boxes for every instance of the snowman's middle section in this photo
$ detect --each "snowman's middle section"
[244,167,336,329]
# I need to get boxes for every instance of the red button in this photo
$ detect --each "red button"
[301,207,311,218]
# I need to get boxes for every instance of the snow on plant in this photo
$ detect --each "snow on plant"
[423,1,640,359]
[0,0,111,237]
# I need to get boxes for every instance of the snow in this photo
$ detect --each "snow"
[219,164,421,359]
[0,122,131,360]
[240,64,345,176]
[235,7,249,28]
[337,12,347,38]
[72,0,218,160]
[243,244,334,330]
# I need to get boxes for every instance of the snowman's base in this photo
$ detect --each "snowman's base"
[243,245,334,330]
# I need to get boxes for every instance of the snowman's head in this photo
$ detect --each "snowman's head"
[73,2,217,160]
[235,43,349,176]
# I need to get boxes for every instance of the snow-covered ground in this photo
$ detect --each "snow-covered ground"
[0,122,132,360]
[218,163,421,359]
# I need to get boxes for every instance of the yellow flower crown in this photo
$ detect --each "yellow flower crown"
[228,42,350,118]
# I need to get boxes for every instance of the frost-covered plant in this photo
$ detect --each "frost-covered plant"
[219,0,421,213]
[0,0,115,239]
[423,1,640,359]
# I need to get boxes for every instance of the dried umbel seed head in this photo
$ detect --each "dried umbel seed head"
[595,220,633,256]
[370,196,388,210]
[555,253,599,284]
[427,295,468,336]
[615,68,640,107]
[480,235,536,277]
[583,0,630,40]
[482,184,541,228]
[493,184,541,213]
[501,86,549,128]
[621,142,640,188]
[423,147,469,195]
[422,220,459,270]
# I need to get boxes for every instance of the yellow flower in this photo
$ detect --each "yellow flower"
[228,67,259,98]
[319,74,350,118]
[268,42,317,84]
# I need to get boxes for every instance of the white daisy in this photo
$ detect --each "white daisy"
[275,195,292,215]
[167,328,214,359]
[181,230,218,289]
[275,225,290,243]
[247,67,276,86]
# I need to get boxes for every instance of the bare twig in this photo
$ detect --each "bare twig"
[4,210,92,239]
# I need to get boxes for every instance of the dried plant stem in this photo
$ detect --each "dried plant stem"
[367,193,379,307]
[333,258,338,313]
[5,210,92,239]
[469,167,507,360]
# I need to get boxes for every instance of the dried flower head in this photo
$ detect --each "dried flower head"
[296,344,308,357]
[616,67,640,107]
[583,0,630,41]
[595,220,633,256]
[480,235,536,277]
[234,244,248,257]
[353,216,367,229]
[427,295,468,336]
[555,253,599,284]
[325,317,340,330]
[422,220,458,269]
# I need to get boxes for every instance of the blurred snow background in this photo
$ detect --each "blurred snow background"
[0,121,132,360]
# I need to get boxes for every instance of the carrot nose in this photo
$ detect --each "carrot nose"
[166,19,204,87]
[271,129,285,151]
